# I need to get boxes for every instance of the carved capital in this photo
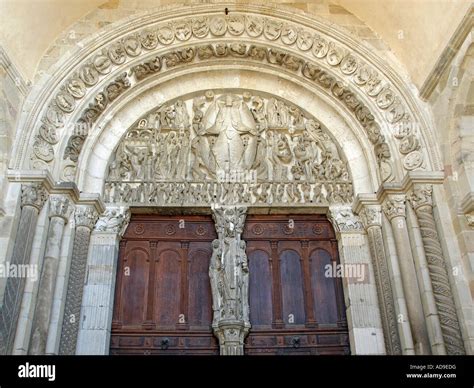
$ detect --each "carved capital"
[359,205,382,229]
[408,184,433,211]
[466,213,474,228]
[328,206,364,233]
[210,205,250,352]
[21,183,48,210]
[212,205,247,239]
[48,195,72,220]
[74,206,99,230]
[382,195,406,221]
[213,321,250,356]
[94,207,130,235]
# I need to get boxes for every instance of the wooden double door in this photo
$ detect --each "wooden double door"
[110,214,349,355]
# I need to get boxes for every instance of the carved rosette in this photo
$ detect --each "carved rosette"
[210,205,250,355]
[73,206,99,230]
[328,207,364,233]
[382,195,406,221]
[408,185,465,354]
[94,207,131,236]
[21,183,48,211]
[48,195,72,221]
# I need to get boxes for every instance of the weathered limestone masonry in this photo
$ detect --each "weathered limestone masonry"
[328,206,385,354]
[1,4,472,355]
[76,206,129,355]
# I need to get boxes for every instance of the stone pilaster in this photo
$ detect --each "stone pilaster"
[359,204,401,355]
[58,206,98,355]
[0,183,47,354]
[328,206,385,355]
[76,207,130,355]
[210,205,250,355]
[383,195,430,354]
[29,195,72,355]
[409,184,465,355]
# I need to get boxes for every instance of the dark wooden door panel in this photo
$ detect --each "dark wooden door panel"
[248,248,273,327]
[111,215,218,355]
[243,215,349,355]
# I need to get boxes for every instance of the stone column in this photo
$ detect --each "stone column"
[383,195,431,354]
[58,206,98,355]
[210,205,250,355]
[329,207,385,355]
[29,195,72,355]
[359,204,402,354]
[0,183,47,354]
[76,207,130,355]
[409,185,465,355]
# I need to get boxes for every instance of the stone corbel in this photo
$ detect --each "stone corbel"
[94,206,131,237]
[328,206,365,234]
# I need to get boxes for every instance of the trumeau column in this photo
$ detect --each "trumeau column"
[29,195,72,355]
[382,195,431,354]
[210,205,250,355]
[409,185,465,355]
[0,183,47,355]
[76,207,130,355]
[58,206,99,355]
[328,206,385,355]
[357,203,402,355]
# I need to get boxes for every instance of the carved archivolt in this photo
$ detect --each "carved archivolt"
[102,92,354,206]
[26,11,427,182]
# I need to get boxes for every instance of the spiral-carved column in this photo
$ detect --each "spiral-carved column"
[409,185,465,355]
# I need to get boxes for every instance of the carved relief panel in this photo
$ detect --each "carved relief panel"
[104,91,353,206]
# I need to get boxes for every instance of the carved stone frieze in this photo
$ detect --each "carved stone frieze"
[28,11,423,180]
[63,73,131,163]
[102,92,354,205]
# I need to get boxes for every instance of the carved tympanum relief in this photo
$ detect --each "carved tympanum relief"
[103,92,353,206]
[27,12,426,182]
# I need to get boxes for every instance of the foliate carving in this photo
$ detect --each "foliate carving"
[21,184,48,210]
[408,184,433,210]
[73,206,99,230]
[359,205,382,229]
[366,225,402,354]
[48,195,72,220]
[94,207,131,235]
[32,12,423,177]
[382,195,406,221]
[103,91,353,206]
[329,207,364,233]
[210,205,250,354]
[409,188,465,354]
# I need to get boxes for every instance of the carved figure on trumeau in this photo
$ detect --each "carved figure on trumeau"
[104,91,353,206]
